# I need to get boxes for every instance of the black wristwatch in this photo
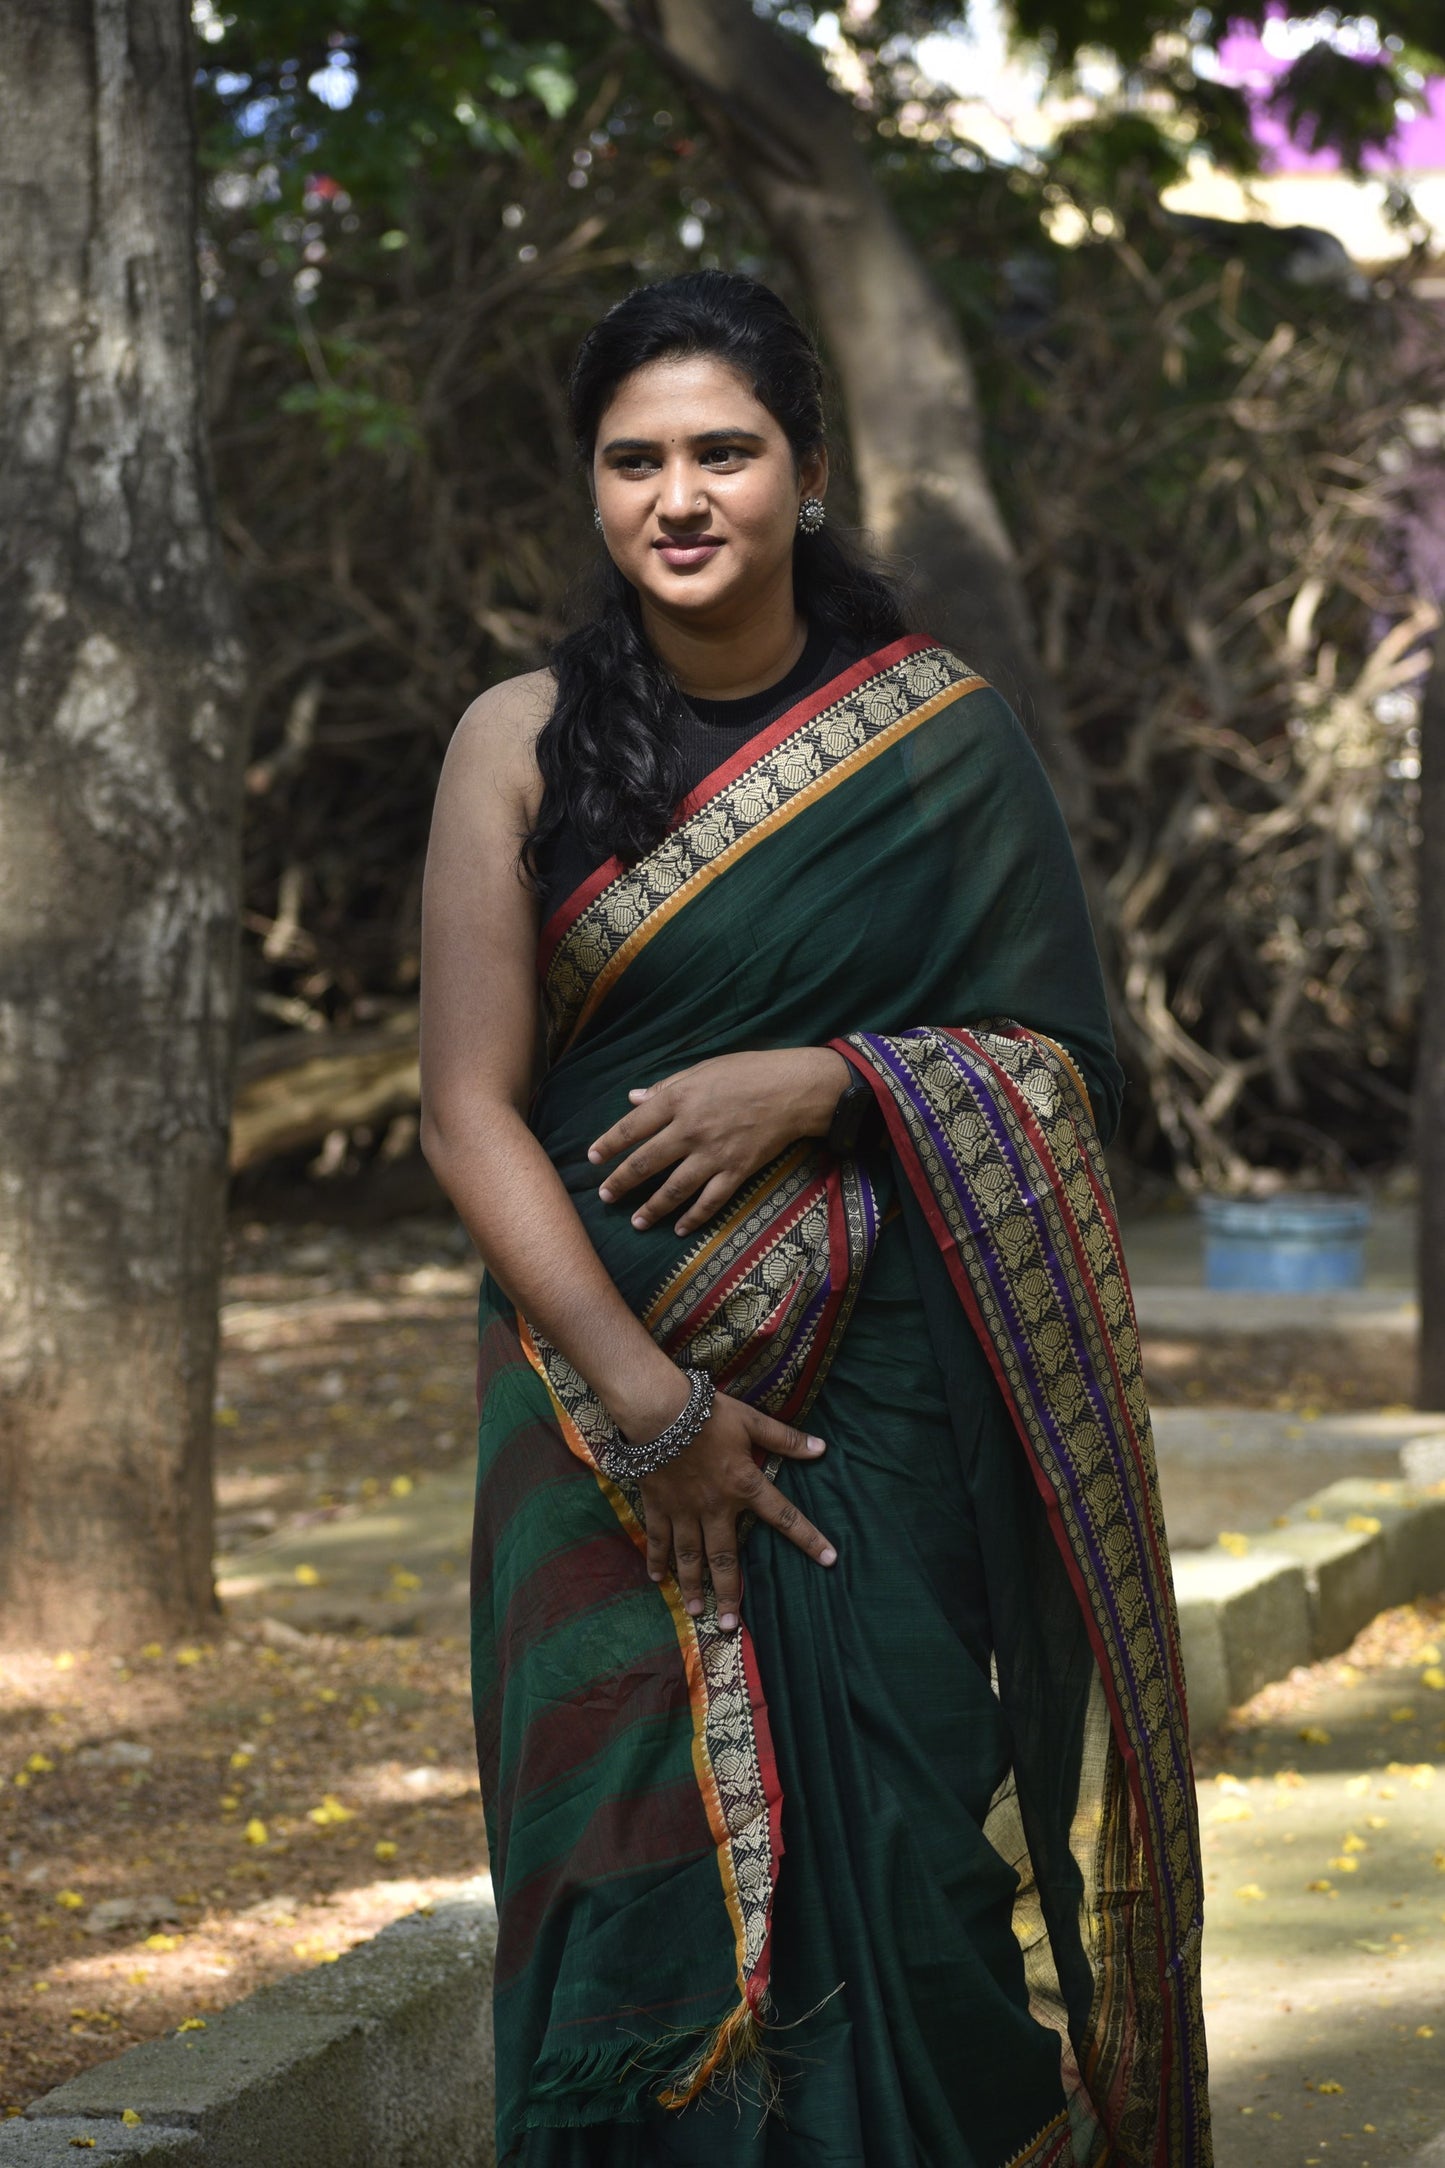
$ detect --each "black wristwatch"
[824,1068,876,1155]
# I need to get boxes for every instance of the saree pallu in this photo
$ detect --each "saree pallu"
[472,636,1212,2167]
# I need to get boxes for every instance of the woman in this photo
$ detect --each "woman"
[420,270,1210,2168]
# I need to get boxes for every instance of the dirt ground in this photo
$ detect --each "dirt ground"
[0,1216,488,2118]
[0,1210,1429,2117]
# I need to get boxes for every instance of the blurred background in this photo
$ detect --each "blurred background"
[204,0,1445,1213]
[3,2,1445,2152]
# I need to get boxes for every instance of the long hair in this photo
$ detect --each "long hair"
[523,270,909,880]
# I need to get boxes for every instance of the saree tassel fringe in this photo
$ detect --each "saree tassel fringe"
[655,1993,772,2112]
[517,1995,774,2130]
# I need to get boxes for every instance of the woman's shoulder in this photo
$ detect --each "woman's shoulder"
[453,665,556,754]
[440,667,555,825]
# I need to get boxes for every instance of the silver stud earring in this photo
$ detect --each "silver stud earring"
[593,508,603,533]
[797,496,826,536]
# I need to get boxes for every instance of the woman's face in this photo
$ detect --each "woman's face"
[591,353,826,625]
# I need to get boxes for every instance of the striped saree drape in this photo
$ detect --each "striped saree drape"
[471,637,1212,2166]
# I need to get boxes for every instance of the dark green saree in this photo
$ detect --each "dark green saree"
[471,637,1211,2166]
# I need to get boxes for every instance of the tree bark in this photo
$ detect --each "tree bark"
[1416,626,1445,1406]
[589,0,1087,819]
[0,1,247,1647]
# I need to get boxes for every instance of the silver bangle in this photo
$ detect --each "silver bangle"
[608,1367,715,1479]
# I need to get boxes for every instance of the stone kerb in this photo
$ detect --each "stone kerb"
[5,1883,498,2168]
[1169,1472,1445,1741]
[1249,1517,1387,1659]
[1298,1476,1445,1606]
[1170,1547,1312,1719]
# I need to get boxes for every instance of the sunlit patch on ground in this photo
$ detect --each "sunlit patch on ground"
[1197,1595,1445,2165]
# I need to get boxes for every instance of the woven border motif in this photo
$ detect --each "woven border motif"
[645,1146,880,1421]
[837,1023,1210,2168]
[516,1139,877,2016]
[542,644,980,1056]
[519,1319,779,1992]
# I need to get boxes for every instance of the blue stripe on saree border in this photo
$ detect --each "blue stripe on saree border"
[833,1022,1211,2168]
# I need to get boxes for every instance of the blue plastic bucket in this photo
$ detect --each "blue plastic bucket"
[1196,1194,1371,1293]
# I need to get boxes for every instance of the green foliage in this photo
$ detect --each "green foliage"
[208,0,1440,1179]
[275,381,423,456]
[195,3,601,213]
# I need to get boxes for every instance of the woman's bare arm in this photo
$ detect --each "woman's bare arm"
[418,677,837,1634]
[419,673,686,1442]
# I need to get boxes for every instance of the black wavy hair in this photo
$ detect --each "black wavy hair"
[522,269,910,880]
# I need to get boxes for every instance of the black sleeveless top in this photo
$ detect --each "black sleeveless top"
[537,619,870,927]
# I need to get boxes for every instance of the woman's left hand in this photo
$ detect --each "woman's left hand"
[587,1047,852,1235]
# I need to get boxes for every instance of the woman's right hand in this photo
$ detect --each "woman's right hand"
[631,1391,837,1635]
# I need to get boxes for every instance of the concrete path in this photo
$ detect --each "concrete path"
[1153,1409,1443,1551]
[1201,1648,1445,2165]
[215,1404,1445,1630]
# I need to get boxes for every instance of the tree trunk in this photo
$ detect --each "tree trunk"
[0,1,247,1647]
[589,0,1088,821]
[1416,628,1445,1406]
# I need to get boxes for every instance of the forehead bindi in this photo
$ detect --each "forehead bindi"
[597,356,777,453]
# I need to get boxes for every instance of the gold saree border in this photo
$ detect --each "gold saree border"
[836,1024,1211,2168]
[516,1316,777,2010]
[541,642,984,1058]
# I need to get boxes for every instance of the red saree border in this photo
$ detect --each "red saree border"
[536,631,936,976]
[833,1023,1211,2168]
[515,1317,784,2033]
[541,645,984,1058]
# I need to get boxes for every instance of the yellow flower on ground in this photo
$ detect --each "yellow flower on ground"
[390,1474,414,1497]
[1317,2080,1344,2094]
[1421,1667,1445,1691]
[1217,1532,1250,1557]
[68,2138,96,2149]
[1234,1884,1266,1902]
[55,1891,84,1911]
[243,1819,269,1847]
[121,2110,142,2126]
[1341,1832,1367,1852]
[294,1564,320,1587]
[1344,1514,1381,1535]
[1327,1856,1359,1873]
[229,1750,252,1771]
[53,1652,74,1672]
[1298,1727,1331,1746]
[140,1643,163,1660]
[145,1934,180,1953]
[177,2019,207,2034]
[1418,2026,1435,2039]
[1305,1879,1333,1893]
[26,1753,55,1775]
[375,1840,398,1864]
[175,1647,204,1667]
[306,1795,354,1827]
[388,1567,421,1594]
